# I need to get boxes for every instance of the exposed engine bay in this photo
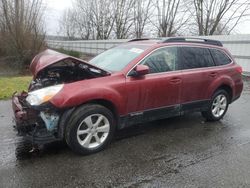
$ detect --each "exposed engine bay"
[29,59,108,91]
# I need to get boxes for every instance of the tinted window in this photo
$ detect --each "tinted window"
[210,49,232,66]
[141,47,178,74]
[179,47,215,69]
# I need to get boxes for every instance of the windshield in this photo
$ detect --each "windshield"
[89,45,146,71]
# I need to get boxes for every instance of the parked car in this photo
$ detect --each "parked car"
[12,38,243,154]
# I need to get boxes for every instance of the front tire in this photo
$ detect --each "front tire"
[65,104,115,155]
[202,89,229,121]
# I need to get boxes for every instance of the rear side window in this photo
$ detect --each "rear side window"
[179,47,215,70]
[210,49,232,66]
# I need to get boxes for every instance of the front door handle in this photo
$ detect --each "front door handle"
[209,72,218,78]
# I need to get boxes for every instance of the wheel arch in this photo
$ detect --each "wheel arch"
[85,99,119,121]
[57,99,120,139]
[213,84,233,103]
[208,74,234,104]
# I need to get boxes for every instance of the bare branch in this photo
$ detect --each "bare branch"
[154,0,190,37]
[193,0,250,35]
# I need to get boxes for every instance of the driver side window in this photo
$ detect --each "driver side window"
[141,47,178,74]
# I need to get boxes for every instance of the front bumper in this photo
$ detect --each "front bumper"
[12,92,60,144]
[12,92,38,131]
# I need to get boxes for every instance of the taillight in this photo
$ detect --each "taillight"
[236,66,243,74]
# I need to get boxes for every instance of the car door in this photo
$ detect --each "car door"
[125,47,182,124]
[178,46,218,112]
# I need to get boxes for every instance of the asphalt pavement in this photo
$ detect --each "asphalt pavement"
[0,77,250,188]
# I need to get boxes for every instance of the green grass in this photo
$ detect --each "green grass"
[0,76,32,100]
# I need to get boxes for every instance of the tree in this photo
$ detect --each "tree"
[154,0,190,37]
[133,0,152,38]
[90,0,115,39]
[74,0,94,40]
[113,0,135,39]
[193,0,250,35]
[64,0,115,40]
[59,8,78,40]
[0,0,46,69]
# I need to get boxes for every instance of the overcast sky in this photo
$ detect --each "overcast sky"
[44,0,73,35]
[44,0,250,36]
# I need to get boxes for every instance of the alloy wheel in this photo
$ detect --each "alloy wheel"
[76,114,110,149]
[211,94,227,118]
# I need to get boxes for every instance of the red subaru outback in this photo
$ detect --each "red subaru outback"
[12,38,243,154]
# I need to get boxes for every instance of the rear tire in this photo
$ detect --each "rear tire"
[202,89,229,121]
[65,104,115,155]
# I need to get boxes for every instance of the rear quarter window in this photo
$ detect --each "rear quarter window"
[210,49,232,66]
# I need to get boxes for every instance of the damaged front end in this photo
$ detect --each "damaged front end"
[12,91,61,144]
[12,49,109,145]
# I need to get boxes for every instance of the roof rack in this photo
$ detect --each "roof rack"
[162,37,223,47]
[128,38,150,42]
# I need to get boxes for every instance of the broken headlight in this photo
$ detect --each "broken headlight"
[26,84,64,106]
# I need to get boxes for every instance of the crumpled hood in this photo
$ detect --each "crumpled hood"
[30,49,109,77]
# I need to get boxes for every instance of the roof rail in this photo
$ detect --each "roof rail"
[162,37,223,47]
[128,38,150,42]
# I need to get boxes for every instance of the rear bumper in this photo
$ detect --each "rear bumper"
[12,92,60,144]
[231,94,241,103]
[232,78,244,103]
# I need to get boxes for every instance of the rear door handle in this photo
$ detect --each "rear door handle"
[170,77,182,84]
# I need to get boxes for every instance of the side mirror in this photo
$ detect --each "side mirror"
[129,64,149,77]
